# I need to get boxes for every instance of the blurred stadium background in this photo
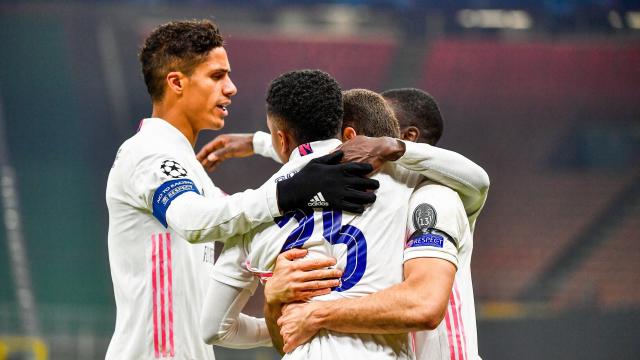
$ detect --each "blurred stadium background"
[0,0,639,359]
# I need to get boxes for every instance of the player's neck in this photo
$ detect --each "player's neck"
[151,102,197,147]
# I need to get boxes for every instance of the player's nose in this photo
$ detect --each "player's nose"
[223,77,237,97]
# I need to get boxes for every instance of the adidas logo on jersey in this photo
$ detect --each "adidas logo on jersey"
[308,192,329,207]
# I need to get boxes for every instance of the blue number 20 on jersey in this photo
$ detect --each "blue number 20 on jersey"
[276,210,367,292]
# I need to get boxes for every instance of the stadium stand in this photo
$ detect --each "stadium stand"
[420,39,640,304]
[422,39,640,109]
[224,35,397,127]
[475,174,633,300]
[551,187,640,310]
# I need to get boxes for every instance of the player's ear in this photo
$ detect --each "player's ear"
[342,126,357,141]
[401,126,420,142]
[166,71,185,96]
[277,130,291,159]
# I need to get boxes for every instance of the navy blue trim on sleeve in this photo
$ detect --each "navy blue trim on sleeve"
[152,179,200,227]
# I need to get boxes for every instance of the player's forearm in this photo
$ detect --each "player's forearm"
[312,282,443,334]
[213,313,272,349]
[201,280,271,348]
[396,140,490,218]
[166,184,280,244]
[264,301,285,355]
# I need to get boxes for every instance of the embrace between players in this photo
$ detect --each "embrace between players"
[106,19,489,360]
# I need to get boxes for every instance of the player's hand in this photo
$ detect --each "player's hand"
[196,133,254,172]
[277,151,380,214]
[335,135,406,174]
[265,248,342,306]
[278,302,324,353]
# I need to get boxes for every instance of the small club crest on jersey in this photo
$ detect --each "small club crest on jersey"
[413,203,437,232]
[298,143,313,156]
[161,160,188,178]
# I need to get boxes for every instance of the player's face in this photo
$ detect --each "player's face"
[182,47,237,131]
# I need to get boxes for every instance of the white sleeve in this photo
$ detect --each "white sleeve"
[403,183,467,268]
[200,279,271,348]
[165,182,279,244]
[396,140,490,227]
[211,234,257,289]
[253,131,282,164]
[201,234,272,348]
[126,150,280,244]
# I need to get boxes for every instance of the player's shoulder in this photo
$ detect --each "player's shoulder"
[118,131,190,169]
[410,181,467,225]
[269,151,322,184]
[412,180,464,204]
[125,129,171,154]
[409,181,469,246]
[266,163,295,187]
[378,162,421,186]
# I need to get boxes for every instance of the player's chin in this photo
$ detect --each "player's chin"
[207,116,225,130]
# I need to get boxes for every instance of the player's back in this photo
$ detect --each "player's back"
[245,140,421,359]
[289,169,418,360]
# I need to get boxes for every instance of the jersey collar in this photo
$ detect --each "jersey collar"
[139,118,193,150]
[287,138,342,162]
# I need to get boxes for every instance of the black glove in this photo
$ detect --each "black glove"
[277,151,379,214]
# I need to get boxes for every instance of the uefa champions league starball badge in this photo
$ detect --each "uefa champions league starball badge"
[413,203,437,233]
[161,160,188,178]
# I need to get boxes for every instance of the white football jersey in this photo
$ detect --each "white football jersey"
[404,182,480,360]
[213,139,422,360]
[105,118,278,360]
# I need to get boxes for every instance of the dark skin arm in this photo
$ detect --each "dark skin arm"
[196,133,255,172]
[196,133,405,173]
[335,135,405,172]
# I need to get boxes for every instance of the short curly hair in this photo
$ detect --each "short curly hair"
[266,69,343,144]
[381,88,443,145]
[139,20,224,101]
[343,89,400,138]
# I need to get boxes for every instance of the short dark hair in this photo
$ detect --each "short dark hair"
[139,20,224,101]
[342,89,400,138]
[381,88,443,145]
[266,69,343,144]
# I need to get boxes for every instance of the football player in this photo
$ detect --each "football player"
[105,20,379,360]
[276,88,485,360]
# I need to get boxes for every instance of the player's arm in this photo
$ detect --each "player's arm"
[197,132,489,221]
[196,132,489,224]
[201,247,341,349]
[277,257,455,353]
[264,296,284,355]
[338,135,490,224]
[201,279,272,348]
[262,249,343,355]
[132,151,378,243]
[197,132,281,172]
[200,236,271,348]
